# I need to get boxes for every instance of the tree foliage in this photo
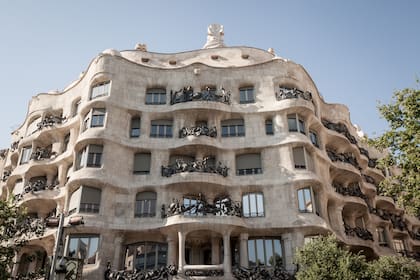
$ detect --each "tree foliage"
[294,235,420,280]
[0,198,45,278]
[370,86,420,217]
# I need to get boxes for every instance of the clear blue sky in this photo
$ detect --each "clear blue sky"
[0,0,419,148]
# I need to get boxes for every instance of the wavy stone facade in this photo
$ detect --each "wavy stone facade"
[1,28,419,279]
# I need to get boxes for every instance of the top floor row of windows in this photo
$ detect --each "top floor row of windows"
[88,81,313,106]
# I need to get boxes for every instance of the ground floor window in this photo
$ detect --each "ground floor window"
[67,235,99,264]
[125,242,167,271]
[248,238,283,267]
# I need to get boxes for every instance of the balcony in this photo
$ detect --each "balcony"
[275,87,313,102]
[30,147,57,161]
[327,149,360,170]
[36,115,66,131]
[322,119,357,145]
[170,86,231,105]
[333,182,367,201]
[344,223,373,241]
[161,157,228,177]
[163,195,241,218]
[179,125,217,138]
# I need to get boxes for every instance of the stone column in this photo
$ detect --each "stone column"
[167,236,177,265]
[282,233,294,272]
[211,236,220,264]
[178,231,185,272]
[223,231,232,277]
[239,233,249,267]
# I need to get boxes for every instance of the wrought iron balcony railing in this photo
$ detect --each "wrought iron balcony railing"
[275,87,313,102]
[327,149,360,170]
[344,223,374,241]
[161,157,228,177]
[170,86,231,105]
[30,147,57,161]
[179,125,217,138]
[36,115,66,131]
[322,119,357,144]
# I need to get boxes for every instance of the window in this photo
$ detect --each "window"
[239,87,255,104]
[309,131,319,148]
[288,114,306,134]
[130,117,141,138]
[297,187,313,213]
[68,186,101,215]
[76,144,103,169]
[150,120,173,138]
[376,227,388,246]
[133,153,151,174]
[72,99,81,117]
[13,179,24,197]
[183,196,202,216]
[265,119,274,135]
[125,242,167,270]
[248,238,282,267]
[146,88,166,105]
[20,146,32,164]
[221,119,245,137]
[135,191,157,217]
[242,193,264,217]
[90,108,106,127]
[393,239,405,254]
[67,235,99,264]
[90,81,110,99]
[236,153,262,175]
[293,146,313,170]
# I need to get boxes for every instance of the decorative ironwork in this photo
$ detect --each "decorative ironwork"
[21,178,57,197]
[333,182,367,200]
[179,125,217,138]
[233,264,294,280]
[276,87,313,102]
[10,139,20,152]
[185,269,223,277]
[326,149,360,170]
[408,229,420,241]
[170,86,230,105]
[161,157,228,177]
[105,264,177,280]
[359,147,369,158]
[344,223,374,241]
[370,208,408,232]
[55,256,84,280]
[30,147,57,161]
[2,170,11,182]
[368,158,377,168]
[0,148,8,159]
[322,119,357,144]
[165,195,241,217]
[36,115,66,130]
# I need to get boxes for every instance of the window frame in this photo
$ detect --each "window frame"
[90,81,110,100]
[20,146,32,164]
[135,191,157,217]
[130,116,141,138]
[309,130,320,148]
[287,114,306,135]
[150,120,173,138]
[125,242,168,271]
[76,144,103,169]
[292,146,310,169]
[67,234,100,265]
[221,119,245,137]
[145,88,167,105]
[242,193,265,217]
[265,119,274,135]
[133,153,151,174]
[236,153,263,176]
[247,238,283,267]
[297,187,314,213]
[239,86,255,104]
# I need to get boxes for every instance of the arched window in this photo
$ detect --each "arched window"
[242,193,264,217]
[135,191,157,217]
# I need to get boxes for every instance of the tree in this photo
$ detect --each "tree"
[369,85,420,217]
[294,235,369,280]
[0,198,45,278]
[368,255,420,280]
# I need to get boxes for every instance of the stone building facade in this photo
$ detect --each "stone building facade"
[1,25,419,279]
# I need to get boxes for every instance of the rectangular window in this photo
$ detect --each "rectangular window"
[87,145,103,167]
[150,120,173,138]
[146,88,166,105]
[135,192,157,217]
[91,81,110,99]
[265,119,274,135]
[133,153,151,174]
[309,131,319,148]
[221,119,245,137]
[130,117,141,138]
[90,108,106,127]
[288,114,306,134]
[247,238,282,267]
[242,193,264,217]
[79,186,101,214]
[239,87,255,104]
[183,196,202,216]
[67,235,99,264]
[376,227,388,246]
[20,146,32,164]
[293,147,306,169]
[125,242,167,270]
[297,187,313,213]
[393,239,405,254]
[236,153,262,175]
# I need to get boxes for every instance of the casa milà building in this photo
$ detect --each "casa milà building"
[1,24,419,279]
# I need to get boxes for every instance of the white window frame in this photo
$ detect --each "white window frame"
[90,81,110,100]
[20,146,32,164]
[242,193,264,217]
[288,114,306,135]
[239,86,255,104]
[297,187,314,213]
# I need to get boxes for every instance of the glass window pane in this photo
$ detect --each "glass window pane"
[256,194,264,216]
[298,189,305,211]
[250,194,257,217]
[68,238,78,258]
[265,239,273,267]
[273,239,282,266]
[158,125,164,136]
[238,125,245,136]
[304,189,313,212]
[166,125,172,137]
[87,237,99,264]
[242,195,249,217]
[248,240,256,266]
[256,239,265,265]
[288,116,297,132]
[222,126,228,136]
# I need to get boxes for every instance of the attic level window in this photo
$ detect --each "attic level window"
[146,88,166,105]
[90,81,110,100]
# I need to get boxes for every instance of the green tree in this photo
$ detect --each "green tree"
[0,198,45,278]
[368,255,420,280]
[294,235,368,280]
[369,86,420,217]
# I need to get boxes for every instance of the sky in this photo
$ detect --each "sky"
[0,0,419,148]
